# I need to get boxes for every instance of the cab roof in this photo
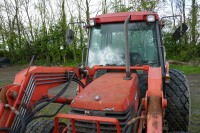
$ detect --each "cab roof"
[91,11,159,24]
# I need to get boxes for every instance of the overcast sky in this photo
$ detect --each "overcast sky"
[0,0,195,30]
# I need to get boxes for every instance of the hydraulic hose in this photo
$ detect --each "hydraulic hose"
[33,101,69,119]
[0,128,14,133]
[30,77,85,108]
[15,64,81,133]
[27,65,80,115]
[124,104,143,132]
[133,104,143,132]
[23,77,85,125]
[0,115,25,133]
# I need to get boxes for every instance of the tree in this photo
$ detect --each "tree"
[191,0,198,45]
[23,0,34,42]
[85,0,90,25]
[102,0,107,14]
[59,0,67,63]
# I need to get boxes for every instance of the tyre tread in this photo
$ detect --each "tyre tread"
[25,119,54,133]
[165,69,190,132]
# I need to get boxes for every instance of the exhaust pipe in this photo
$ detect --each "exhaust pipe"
[124,15,131,80]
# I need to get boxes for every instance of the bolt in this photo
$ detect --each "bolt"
[95,95,101,101]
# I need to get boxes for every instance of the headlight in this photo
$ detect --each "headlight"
[147,15,155,22]
[89,19,96,26]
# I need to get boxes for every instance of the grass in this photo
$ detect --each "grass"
[0,82,8,87]
[63,60,200,74]
[190,95,200,132]
[64,60,200,75]
[170,64,200,74]
[14,59,200,75]
[38,103,70,119]
[64,59,81,67]
[32,59,81,68]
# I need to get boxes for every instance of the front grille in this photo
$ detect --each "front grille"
[67,108,132,133]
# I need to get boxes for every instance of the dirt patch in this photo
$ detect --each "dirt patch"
[187,74,200,132]
[0,64,28,86]
[0,65,200,132]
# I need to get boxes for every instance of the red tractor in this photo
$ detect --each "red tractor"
[0,11,190,133]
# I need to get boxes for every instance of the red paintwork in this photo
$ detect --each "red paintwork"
[54,114,121,133]
[47,94,72,104]
[145,67,167,108]
[142,67,167,133]
[6,85,21,105]
[89,65,149,77]
[0,66,78,129]
[147,67,162,97]
[71,73,139,112]
[0,64,167,133]
[0,102,4,119]
[91,11,159,24]
[13,66,37,84]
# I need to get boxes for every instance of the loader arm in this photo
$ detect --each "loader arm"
[0,66,81,132]
[142,67,167,132]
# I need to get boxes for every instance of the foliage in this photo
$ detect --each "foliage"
[0,0,199,65]
[0,0,89,65]
[170,64,200,74]
[164,32,199,62]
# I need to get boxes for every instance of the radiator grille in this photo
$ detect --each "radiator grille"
[67,108,132,133]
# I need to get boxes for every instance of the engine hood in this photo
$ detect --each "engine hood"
[71,73,139,112]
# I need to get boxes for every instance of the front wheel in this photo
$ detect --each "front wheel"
[165,69,190,132]
[25,119,66,133]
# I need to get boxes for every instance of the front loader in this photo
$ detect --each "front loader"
[0,11,190,133]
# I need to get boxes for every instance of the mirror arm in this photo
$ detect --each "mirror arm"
[160,15,182,33]
[68,22,86,29]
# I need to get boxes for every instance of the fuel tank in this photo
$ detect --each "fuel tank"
[71,73,140,112]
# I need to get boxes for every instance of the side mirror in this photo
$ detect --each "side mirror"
[173,23,188,41]
[66,29,74,44]
[159,20,165,29]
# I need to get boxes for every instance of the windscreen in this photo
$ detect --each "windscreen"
[87,22,159,67]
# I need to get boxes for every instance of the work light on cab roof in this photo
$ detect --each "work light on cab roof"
[146,14,155,22]
[89,19,96,26]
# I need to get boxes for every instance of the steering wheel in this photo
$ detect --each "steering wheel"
[130,52,143,66]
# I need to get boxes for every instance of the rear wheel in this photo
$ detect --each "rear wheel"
[165,69,190,132]
[25,119,66,133]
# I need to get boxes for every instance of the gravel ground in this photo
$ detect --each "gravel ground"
[0,65,199,132]
[187,74,200,132]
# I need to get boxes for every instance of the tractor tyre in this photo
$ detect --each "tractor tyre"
[165,69,190,132]
[25,119,66,133]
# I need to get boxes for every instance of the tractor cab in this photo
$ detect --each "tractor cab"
[86,12,165,72]
[66,12,166,75]
[83,12,165,99]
